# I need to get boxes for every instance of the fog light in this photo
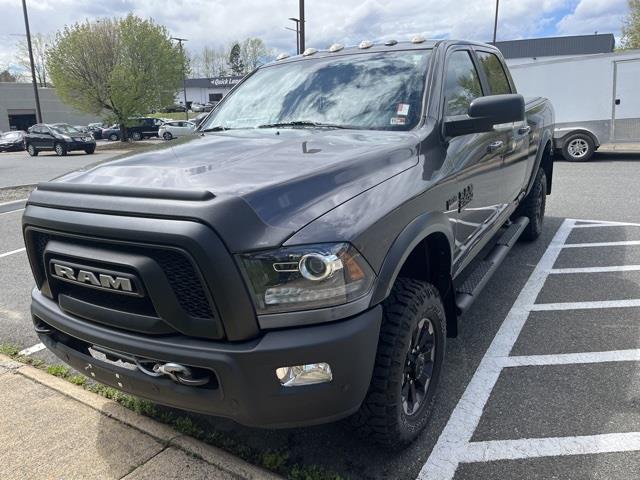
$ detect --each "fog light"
[276,363,333,387]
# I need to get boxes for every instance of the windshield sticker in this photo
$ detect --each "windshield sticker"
[397,103,410,116]
[390,117,406,125]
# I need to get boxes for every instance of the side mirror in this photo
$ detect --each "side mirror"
[444,94,525,138]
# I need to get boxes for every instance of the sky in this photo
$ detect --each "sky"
[0,0,630,73]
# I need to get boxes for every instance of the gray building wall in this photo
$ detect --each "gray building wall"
[0,83,99,132]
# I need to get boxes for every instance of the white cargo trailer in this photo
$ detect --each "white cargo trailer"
[508,50,640,161]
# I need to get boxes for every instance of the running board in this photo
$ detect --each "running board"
[455,216,530,314]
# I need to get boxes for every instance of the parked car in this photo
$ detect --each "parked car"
[159,104,187,113]
[203,102,218,112]
[128,117,164,141]
[158,120,196,140]
[101,124,121,141]
[22,39,554,446]
[24,123,96,156]
[190,103,205,112]
[0,130,26,152]
[192,112,209,127]
[87,123,104,140]
[74,126,91,134]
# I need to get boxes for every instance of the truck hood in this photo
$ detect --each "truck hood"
[54,128,419,231]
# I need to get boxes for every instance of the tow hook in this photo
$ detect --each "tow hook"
[152,362,210,387]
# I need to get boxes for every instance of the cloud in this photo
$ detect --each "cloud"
[556,0,628,35]
[0,0,629,70]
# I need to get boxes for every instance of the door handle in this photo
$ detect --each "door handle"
[615,99,621,105]
[487,140,504,152]
[518,126,531,135]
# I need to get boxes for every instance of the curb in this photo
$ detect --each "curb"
[0,354,281,480]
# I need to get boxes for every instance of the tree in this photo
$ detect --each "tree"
[0,69,18,82]
[191,45,228,77]
[239,38,272,72]
[47,15,186,141]
[15,33,50,86]
[621,0,640,49]
[228,42,244,75]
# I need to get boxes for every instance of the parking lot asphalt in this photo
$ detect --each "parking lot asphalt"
[0,145,127,188]
[1,151,639,479]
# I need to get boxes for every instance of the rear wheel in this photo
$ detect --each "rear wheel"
[108,133,119,141]
[562,133,595,162]
[26,144,38,156]
[54,142,67,156]
[131,131,143,141]
[351,277,446,447]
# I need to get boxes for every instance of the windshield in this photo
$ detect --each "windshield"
[51,124,81,134]
[2,132,22,139]
[201,50,431,131]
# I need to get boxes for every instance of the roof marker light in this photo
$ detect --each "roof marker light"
[411,35,426,44]
[358,40,373,49]
[276,53,290,61]
[329,43,344,52]
[302,48,317,56]
[385,39,398,46]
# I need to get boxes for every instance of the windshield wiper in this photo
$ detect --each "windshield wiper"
[257,121,351,129]
[199,125,230,132]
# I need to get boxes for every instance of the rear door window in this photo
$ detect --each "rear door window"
[476,51,512,95]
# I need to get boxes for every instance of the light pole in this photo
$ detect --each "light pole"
[492,0,500,44]
[287,17,300,54]
[21,0,42,123]
[171,36,189,120]
[299,0,305,53]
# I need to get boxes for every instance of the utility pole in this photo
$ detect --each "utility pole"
[286,17,300,54]
[299,0,305,53]
[492,0,500,44]
[171,37,189,120]
[21,0,42,123]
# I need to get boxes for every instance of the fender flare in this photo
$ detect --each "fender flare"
[525,127,553,197]
[554,128,600,149]
[370,211,455,306]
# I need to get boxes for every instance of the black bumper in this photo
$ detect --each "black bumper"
[32,289,382,428]
[66,140,95,151]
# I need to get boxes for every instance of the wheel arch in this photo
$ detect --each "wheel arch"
[371,212,458,337]
[525,129,554,197]
[555,128,600,149]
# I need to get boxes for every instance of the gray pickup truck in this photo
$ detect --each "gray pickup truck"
[22,39,554,446]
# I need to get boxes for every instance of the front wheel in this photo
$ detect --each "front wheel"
[54,142,67,156]
[85,146,96,154]
[517,167,547,241]
[351,278,446,447]
[163,132,173,140]
[26,144,38,156]
[562,133,595,162]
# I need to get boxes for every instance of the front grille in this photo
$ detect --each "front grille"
[26,229,221,338]
[152,250,214,319]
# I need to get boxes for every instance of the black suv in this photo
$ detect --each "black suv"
[25,123,96,156]
[127,117,164,141]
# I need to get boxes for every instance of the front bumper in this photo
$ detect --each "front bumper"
[65,139,95,150]
[32,288,382,428]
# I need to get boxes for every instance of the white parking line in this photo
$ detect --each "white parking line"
[18,343,45,356]
[0,198,27,207]
[549,265,640,274]
[418,219,575,480]
[0,208,24,216]
[462,432,640,463]
[562,240,640,248]
[0,248,26,259]
[531,299,640,311]
[503,349,640,367]
[573,219,640,228]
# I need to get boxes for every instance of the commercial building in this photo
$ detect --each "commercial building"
[496,33,615,66]
[0,82,98,132]
[178,76,243,106]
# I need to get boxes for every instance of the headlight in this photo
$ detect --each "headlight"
[239,243,375,314]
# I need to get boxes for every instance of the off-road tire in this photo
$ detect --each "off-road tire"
[351,277,446,447]
[26,144,38,156]
[562,133,595,162]
[517,167,546,241]
[54,142,67,156]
